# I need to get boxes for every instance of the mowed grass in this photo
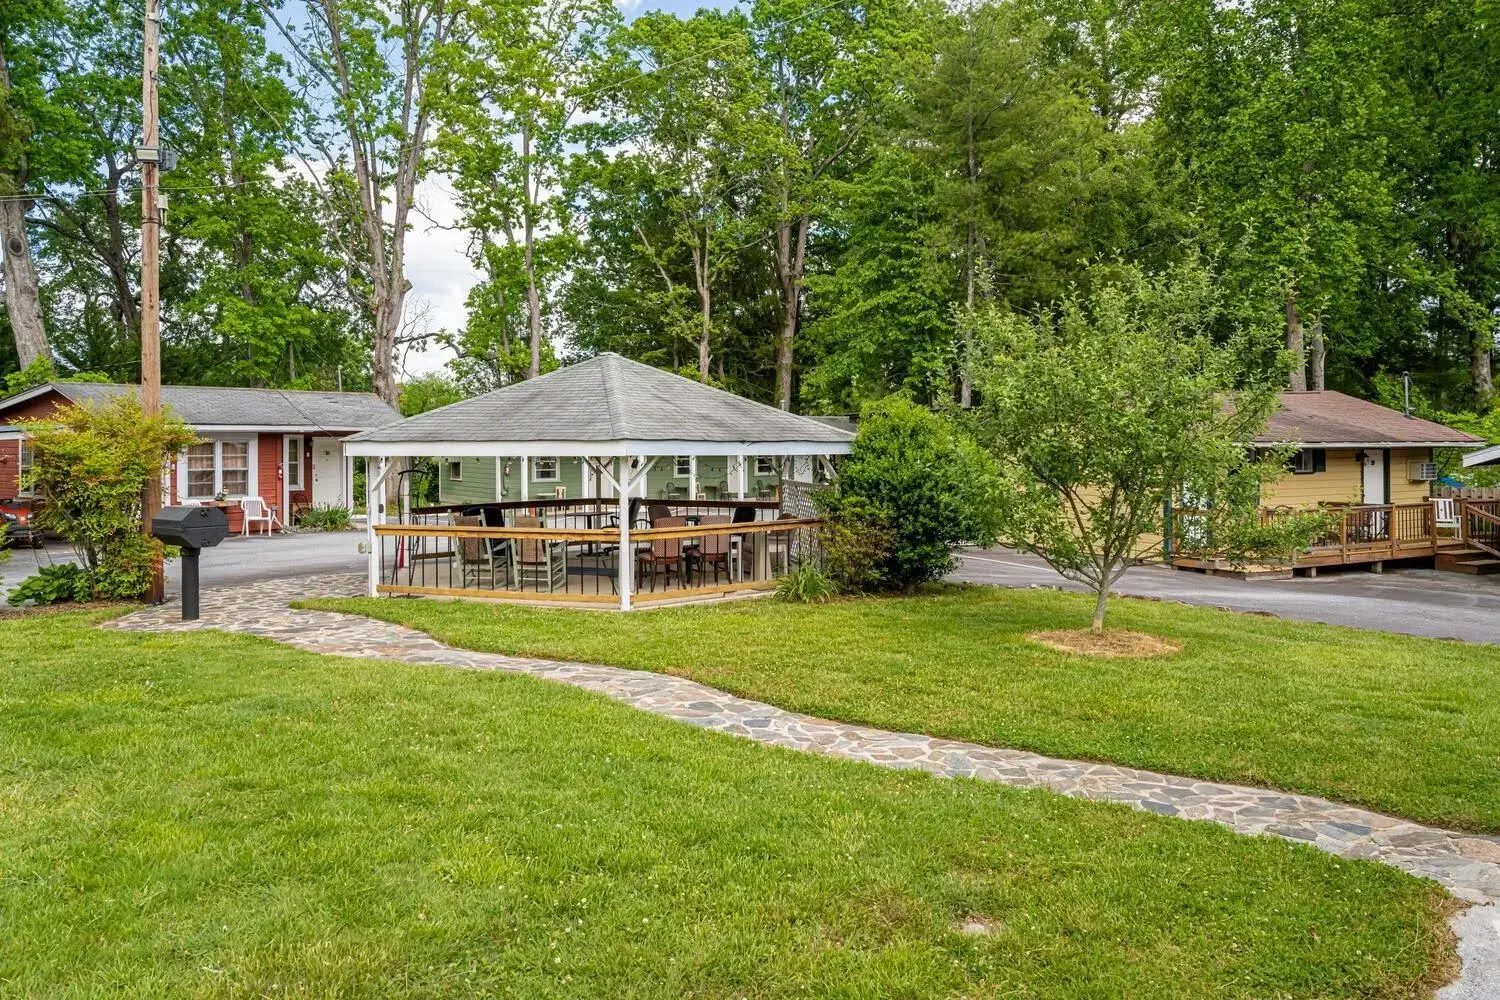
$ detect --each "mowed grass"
[309,584,1500,834]
[0,611,1456,998]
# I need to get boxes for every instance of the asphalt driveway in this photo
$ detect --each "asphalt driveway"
[1,530,365,605]
[952,547,1500,644]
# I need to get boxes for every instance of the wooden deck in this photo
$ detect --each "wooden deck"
[1173,499,1500,575]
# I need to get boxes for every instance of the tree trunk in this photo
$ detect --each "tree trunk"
[1472,323,1494,405]
[0,36,48,367]
[1308,314,1326,391]
[521,125,541,380]
[1091,586,1109,633]
[960,94,977,409]
[1284,292,1307,392]
[691,239,711,382]
[0,196,48,368]
[774,215,808,411]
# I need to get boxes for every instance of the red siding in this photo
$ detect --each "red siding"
[0,438,20,499]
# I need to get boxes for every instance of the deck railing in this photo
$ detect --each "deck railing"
[373,513,823,605]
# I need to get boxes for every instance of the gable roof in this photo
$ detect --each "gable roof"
[344,353,854,456]
[0,382,400,431]
[1255,391,1482,449]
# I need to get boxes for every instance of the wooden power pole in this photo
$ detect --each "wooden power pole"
[140,0,163,602]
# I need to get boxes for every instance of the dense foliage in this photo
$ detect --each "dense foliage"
[0,0,1495,438]
[821,396,997,590]
[20,394,196,600]
[7,562,91,606]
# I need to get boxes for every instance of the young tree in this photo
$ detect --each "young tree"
[973,263,1323,631]
[21,394,196,599]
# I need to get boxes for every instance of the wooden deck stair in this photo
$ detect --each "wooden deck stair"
[1435,547,1500,575]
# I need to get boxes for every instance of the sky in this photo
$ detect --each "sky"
[398,0,726,378]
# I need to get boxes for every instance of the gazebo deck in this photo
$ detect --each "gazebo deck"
[375,497,823,608]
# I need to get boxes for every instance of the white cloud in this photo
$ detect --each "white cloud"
[399,175,481,377]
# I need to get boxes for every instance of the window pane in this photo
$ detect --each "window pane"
[221,442,249,497]
[186,443,215,497]
[285,438,302,489]
[534,457,558,481]
[675,457,691,477]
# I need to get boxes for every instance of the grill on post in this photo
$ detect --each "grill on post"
[150,506,229,620]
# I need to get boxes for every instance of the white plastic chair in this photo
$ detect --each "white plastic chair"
[241,497,275,536]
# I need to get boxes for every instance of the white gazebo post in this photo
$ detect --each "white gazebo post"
[688,455,698,499]
[617,457,633,611]
[364,456,391,597]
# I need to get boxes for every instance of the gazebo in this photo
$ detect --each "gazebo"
[343,354,855,609]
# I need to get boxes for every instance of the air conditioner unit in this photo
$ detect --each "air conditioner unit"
[1408,461,1438,482]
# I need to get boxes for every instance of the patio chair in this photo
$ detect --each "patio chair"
[647,503,673,525]
[241,497,276,537]
[692,515,735,584]
[638,515,687,591]
[454,514,501,589]
[479,506,513,584]
[1434,497,1459,532]
[511,515,566,592]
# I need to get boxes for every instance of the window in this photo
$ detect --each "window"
[533,456,559,481]
[755,456,775,476]
[1290,449,1326,475]
[285,436,303,490]
[186,442,216,498]
[447,460,463,481]
[17,440,33,497]
[675,456,692,477]
[220,441,249,497]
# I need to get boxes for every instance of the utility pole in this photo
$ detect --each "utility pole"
[140,0,163,602]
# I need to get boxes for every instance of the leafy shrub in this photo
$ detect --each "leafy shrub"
[299,504,353,531]
[820,396,998,591]
[8,563,92,606]
[21,394,197,601]
[819,496,896,594]
[774,564,836,604]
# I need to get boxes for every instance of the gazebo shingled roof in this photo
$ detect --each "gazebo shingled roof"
[344,353,854,456]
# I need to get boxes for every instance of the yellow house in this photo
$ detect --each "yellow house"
[1254,390,1481,510]
[1171,390,1485,573]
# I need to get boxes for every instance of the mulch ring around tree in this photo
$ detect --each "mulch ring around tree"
[1028,629,1182,658]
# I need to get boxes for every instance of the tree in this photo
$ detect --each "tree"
[0,0,53,366]
[593,10,768,381]
[434,0,617,379]
[261,0,456,408]
[972,263,1323,631]
[21,393,196,599]
[751,0,930,410]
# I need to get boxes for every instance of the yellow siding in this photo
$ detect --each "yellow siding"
[1262,447,1435,509]
[1389,448,1436,505]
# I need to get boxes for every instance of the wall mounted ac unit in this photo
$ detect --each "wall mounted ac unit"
[1408,461,1438,482]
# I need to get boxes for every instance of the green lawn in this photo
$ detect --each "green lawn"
[0,610,1455,998]
[309,585,1500,835]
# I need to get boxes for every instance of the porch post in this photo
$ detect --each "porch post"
[618,456,634,611]
[365,456,389,598]
[689,455,698,499]
[737,453,747,499]
[520,455,529,501]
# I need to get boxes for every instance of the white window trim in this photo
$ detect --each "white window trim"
[447,459,463,482]
[532,456,560,482]
[284,435,304,490]
[17,439,35,498]
[755,456,775,476]
[177,436,258,501]
[674,456,692,478]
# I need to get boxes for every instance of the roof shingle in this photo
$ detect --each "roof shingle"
[1256,391,1481,447]
[346,354,855,447]
[0,383,399,430]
